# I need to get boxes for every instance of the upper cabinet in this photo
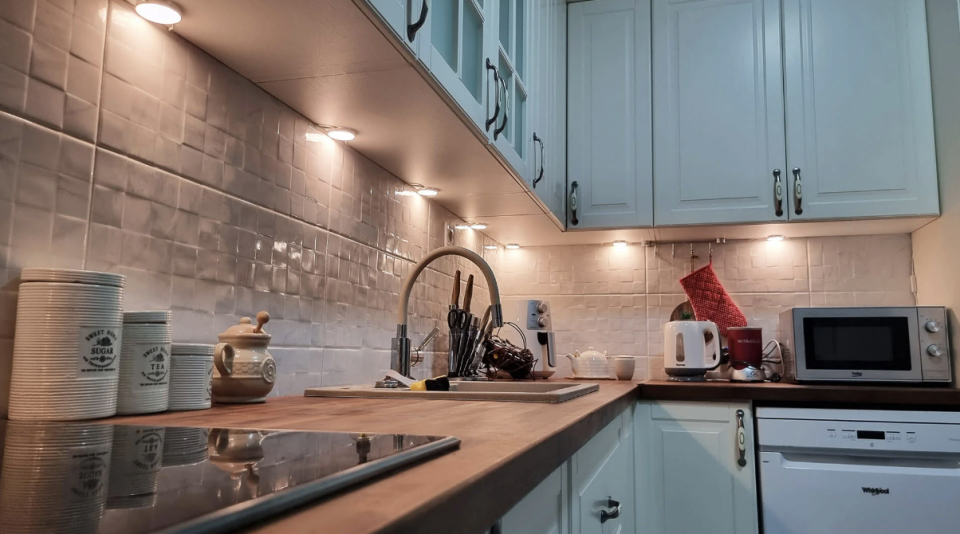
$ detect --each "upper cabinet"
[419,0,497,133]
[530,0,567,224]
[490,0,534,177]
[366,0,418,47]
[567,0,653,229]
[652,0,787,226]
[782,0,939,220]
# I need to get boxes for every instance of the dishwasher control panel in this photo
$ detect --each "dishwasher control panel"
[758,417,960,454]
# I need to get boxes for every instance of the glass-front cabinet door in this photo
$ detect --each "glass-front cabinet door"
[419,0,495,133]
[489,0,531,178]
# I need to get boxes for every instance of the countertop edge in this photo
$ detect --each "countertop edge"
[378,386,639,534]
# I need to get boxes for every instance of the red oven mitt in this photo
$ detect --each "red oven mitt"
[679,262,747,336]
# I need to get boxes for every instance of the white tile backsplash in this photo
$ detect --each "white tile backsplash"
[501,236,916,380]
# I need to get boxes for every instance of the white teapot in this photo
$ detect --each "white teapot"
[565,347,612,378]
[212,312,277,404]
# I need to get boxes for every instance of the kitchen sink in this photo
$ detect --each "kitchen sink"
[304,381,599,403]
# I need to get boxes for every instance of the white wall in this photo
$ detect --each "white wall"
[912,0,960,385]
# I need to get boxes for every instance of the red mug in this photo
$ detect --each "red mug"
[727,327,763,369]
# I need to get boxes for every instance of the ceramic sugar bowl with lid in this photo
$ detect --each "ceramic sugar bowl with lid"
[212,312,277,403]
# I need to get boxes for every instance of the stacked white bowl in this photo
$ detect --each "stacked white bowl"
[116,311,172,415]
[107,425,165,508]
[162,427,210,466]
[168,343,214,411]
[9,268,125,421]
[0,422,113,533]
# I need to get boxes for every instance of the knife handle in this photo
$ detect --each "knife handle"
[463,274,474,313]
[452,270,461,308]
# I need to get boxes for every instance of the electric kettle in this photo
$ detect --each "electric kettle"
[663,321,721,378]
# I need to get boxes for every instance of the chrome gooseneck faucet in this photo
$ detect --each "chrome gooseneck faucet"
[392,246,503,378]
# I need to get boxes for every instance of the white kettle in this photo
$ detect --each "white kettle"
[663,321,721,378]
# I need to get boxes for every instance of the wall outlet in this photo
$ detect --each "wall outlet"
[444,223,455,247]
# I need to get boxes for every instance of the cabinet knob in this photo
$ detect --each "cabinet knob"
[792,168,803,216]
[494,77,509,140]
[773,169,784,217]
[570,181,579,226]
[736,409,747,467]
[533,133,545,188]
[600,497,621,524]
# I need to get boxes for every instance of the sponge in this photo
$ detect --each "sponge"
[409,375,451,391]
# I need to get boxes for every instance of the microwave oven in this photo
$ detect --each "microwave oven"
[779,307,952,383]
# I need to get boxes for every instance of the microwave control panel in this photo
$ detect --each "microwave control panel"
[918,307,951,382]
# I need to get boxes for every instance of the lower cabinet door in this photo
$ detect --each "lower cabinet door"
[499,463,569,534]
[571,408,635,534]
[635,401,759,534]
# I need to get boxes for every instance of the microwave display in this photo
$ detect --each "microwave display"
[802,317,912,370]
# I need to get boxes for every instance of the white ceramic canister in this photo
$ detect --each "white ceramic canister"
[9,268,125,421]
[116,311,172,415]
[168,343,214,411]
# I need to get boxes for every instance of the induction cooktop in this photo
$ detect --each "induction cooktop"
[0,421,459,534]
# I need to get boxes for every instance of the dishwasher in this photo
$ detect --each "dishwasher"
[756,407,960,534]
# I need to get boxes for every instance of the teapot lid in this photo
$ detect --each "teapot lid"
[221,312,270,337]
[577,347,606,358]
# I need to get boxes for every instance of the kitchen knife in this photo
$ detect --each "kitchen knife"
[457,275,475,368]
[448,270,463,376]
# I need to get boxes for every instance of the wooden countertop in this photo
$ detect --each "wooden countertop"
[112,382,639,534]
[638,380,960,409]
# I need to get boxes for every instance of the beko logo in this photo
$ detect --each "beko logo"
[852,371,864,377]
[862,487,890,496]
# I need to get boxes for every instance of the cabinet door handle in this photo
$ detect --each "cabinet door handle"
[532,133,544,188]
[407,0,428,42]
[773,169,783,217]
[736,409,747,467]
[570,180,579,226]
[792,167,803,215]
[600,497,621,524]
[494,77,508,140]
[485,59,501,132]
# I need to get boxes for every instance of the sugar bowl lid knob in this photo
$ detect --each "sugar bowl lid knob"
[254,311,270,334]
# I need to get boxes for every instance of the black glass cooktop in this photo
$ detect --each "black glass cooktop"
[0,421,459,534]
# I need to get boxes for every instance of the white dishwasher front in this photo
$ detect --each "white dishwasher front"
[756,408,960,534]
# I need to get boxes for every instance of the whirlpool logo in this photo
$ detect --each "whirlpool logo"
[862,487,890,496]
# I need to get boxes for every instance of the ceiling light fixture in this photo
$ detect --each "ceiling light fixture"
[395,189,417,197]
[612,240,628,248]
[417,188,439,197]
[483,245,498,250]
[135,1,183,25]
[767,235,785,242]
[470,223,487,230]
[326,128,356,141]
[454,223,471,230]
[505,244,520,250]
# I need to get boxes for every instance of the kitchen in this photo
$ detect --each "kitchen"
[0,0,959,532]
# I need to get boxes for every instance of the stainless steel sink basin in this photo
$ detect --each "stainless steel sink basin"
[304,381,599,403]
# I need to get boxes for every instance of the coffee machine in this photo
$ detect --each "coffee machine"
[499,299,557,378]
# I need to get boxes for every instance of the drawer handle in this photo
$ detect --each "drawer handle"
[485,59,501,132]
[407,0,428,42]
[773,169,783,217]
[600,497,621,524]
[570,181,579,226]
[736,409,747,467]
[792,167,803,215]
[533,133,544,188]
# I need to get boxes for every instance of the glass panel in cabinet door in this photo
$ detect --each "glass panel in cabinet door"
[515,0,525,79]
[499,54,514,143]
[463,0,484,103]
[431,0,459,72]
[499,0,512,52]
[514,82,526,157]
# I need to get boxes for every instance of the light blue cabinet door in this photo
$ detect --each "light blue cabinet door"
[571,408,635,534]
[567,0,653,229]
[530,0,566,225]
[782,0,939,220]
[364,0,413,47]
[635,402,759,534]
[500,463,569,534]
[419,0,497,132]
[652,0,787,226]
[490,0,534,180]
